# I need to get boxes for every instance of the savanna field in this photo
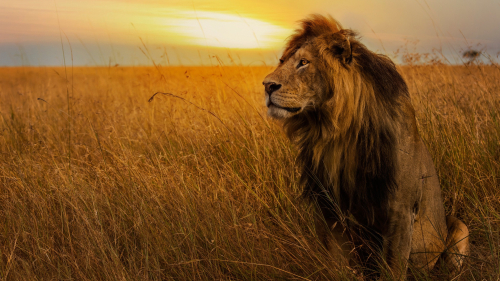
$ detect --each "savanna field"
[1,63,499,280]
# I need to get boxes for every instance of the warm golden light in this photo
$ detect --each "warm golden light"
[2,0,498,66]
[161,10,291,49]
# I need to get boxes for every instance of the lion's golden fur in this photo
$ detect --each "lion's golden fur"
[263,14,469,277]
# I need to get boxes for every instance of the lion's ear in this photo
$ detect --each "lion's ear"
[317,31,352,64]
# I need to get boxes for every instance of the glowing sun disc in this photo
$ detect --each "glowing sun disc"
[162,11,291,49]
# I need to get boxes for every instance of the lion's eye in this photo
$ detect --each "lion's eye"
[298,59,309,68]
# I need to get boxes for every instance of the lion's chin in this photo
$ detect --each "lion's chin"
[267,105,302,119]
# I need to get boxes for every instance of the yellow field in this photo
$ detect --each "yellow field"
[0,65,499,280]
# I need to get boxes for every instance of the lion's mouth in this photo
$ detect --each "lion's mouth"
[283,107,301,113]
[268,101,301,113]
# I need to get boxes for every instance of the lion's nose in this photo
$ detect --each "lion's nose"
[263,82,282,96]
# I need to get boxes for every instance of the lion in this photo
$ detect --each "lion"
[262,14,469,279]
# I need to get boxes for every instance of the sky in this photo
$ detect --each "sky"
[1,0,499,66]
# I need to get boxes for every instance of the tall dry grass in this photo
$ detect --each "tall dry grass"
[0,63,499,280]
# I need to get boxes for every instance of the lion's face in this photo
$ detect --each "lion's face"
[263,42,328,119]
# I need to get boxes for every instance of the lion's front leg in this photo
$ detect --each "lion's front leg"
[380,203,415,280]
[328,220,354,262]
[315,215,353,264]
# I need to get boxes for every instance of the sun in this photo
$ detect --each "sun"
[161,10,291,49]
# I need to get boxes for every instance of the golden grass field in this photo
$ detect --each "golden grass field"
[1,64,499,280]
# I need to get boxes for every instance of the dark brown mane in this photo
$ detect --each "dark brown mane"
[282,15,409,226]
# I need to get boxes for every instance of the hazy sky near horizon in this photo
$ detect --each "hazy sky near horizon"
[1,0,499,66]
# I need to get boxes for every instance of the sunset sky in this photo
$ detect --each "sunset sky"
[1,0,499,66]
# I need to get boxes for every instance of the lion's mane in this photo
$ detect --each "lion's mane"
[283,15,410,225]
